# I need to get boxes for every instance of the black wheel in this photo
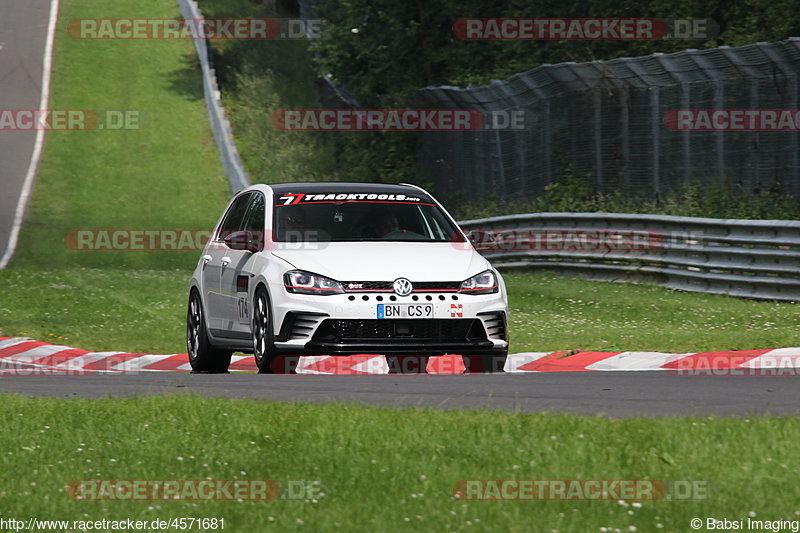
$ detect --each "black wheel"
[187,290,232,373]
[253,286,277,373]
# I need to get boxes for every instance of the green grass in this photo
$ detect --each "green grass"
[0,394,798,532]
[506,273,800,353]
[0,268,188,353]
[198,0,338,183]
[12,0,231,270]
[2,270,799,355]
[0,0,230,351]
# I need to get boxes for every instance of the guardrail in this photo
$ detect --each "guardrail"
[177,0,250,194]
[458,213,800,301]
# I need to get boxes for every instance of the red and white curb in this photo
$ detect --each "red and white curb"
[507,348,800,373]
[1,337,799,375]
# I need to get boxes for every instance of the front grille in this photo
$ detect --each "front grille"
[313,319,487,342]
[413,281,460,292]
[289,314,323,340]
[479,311,507,341]
[341,281,461,293]
[276,312,328,342]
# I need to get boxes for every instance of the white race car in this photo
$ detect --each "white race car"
[186,182,508,373]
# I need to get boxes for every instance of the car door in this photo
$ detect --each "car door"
[202,192,252,332]
[220,192,265,335]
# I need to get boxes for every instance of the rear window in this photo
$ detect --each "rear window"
[272,195,465,243]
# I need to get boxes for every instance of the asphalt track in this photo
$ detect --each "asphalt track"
[1,372,798,418]
[0,0,53,267]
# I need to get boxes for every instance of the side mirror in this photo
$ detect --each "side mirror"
[224,230,263,253]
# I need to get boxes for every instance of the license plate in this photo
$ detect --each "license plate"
[377,303,433,319]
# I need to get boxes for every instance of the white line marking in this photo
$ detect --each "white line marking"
[295,355,334,374]
[0,358,72,371]
[585,351,688,371]
[109,354,178,372]
[742,347,800,368]
[350,355,388,374]
[51,352,125,370]
[175,355,249,372]
[0,0,61,269]
[1,344,77,363]
[0,337,33,350]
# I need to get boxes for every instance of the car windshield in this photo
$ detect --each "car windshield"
[272,199,465,243]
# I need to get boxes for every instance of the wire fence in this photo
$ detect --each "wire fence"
[419,38,800,205]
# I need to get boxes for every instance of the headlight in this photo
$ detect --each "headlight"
[459,269,498,295]
[284,270,344,295]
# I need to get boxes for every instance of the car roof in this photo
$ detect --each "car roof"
[267,182,428,195]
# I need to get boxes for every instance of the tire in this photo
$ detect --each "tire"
[187,289,232,373]
[252,286,277,373]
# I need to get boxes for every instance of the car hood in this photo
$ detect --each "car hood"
[270,242,490,282]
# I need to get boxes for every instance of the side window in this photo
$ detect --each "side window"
[217,193,252,241]
[242,193,266,233]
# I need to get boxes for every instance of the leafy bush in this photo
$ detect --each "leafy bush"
[201,0,800,215]
[451,170,800,221]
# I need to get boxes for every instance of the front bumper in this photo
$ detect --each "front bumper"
[270,286,508,355]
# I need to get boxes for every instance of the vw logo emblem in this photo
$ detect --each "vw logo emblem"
[393,278,413,296]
